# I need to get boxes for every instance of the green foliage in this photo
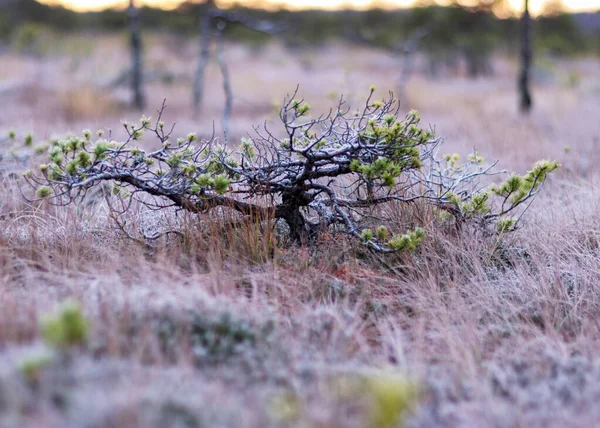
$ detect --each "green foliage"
[351,113,431,191]
[10,22,45,54]
[35,144,49,155]
[8,21,66,57]
[535,13,589,55]
[362,229,374,241]
[19,353,52,384]
[36,186,52,198]
[460,191,490,217]
[437,155,560,233]
[366,374,419,428]
[93,140,111,161]
[213,175,231,195]
[496,218,516,233]
[49,146,64,164]
[66,159,79,175]
[239,137,256,160]
[269,392,302,423]
[361,225,425,253]
[386,228,425,252]
[376,226,389,241]
[77,150,91,167]
[491,160,560,205]
[16,302,90,385]
[24,133,33,147]
[40,301,90,349]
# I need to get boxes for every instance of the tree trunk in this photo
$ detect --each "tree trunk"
[396,28,428,104]
[193,2,213,116]
[279,193,313,244]
[282,208,307,244]
[215,22,232,142]
[128,0,145,110]
[519,0,533,113]
[465,47,479,78]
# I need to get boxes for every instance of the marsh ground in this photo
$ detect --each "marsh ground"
[1,35,600,427]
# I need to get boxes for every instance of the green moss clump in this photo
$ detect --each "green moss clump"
[19,353,53,384]
[366,374,419,428]
[41,301,90,349]
[24,133,34,147]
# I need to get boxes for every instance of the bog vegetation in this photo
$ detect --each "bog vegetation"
[0,87,563,426]
[1,3,598,427]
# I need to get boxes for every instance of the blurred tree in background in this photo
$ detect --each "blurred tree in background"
[1,0,597,59]
[519,0,533,112]
[0,0,598,84]
[128,0,146,110]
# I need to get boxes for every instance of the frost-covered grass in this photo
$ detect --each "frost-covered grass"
[1,37,600,427]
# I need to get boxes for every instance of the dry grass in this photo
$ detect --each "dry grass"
[1,35,600,427]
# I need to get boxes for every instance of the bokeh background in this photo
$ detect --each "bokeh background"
[1,0,599,175]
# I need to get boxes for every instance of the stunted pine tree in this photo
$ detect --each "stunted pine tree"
[24,90,558,253]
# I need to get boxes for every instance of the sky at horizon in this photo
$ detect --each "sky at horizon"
[36,0,600,16]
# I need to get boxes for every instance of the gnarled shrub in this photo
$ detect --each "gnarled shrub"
[23,90,558,253]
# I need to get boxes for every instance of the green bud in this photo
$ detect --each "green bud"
[66,160,79,175]
[376,226,389,240]
[37,186,52,198]
[77,151,91,167]
[297,103,311,116]
[196,174,212,187]
[213,175,231,195]
[190,184,202,195]
[496,218,515,233]
[132,129,144,140]
[140,116,152,128]
[93,141,110,160]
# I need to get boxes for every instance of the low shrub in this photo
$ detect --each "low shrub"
[22,90,558,253]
